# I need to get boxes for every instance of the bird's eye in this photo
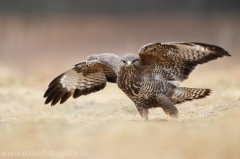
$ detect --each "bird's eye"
[121,60,126,63]
[132,59,139,63]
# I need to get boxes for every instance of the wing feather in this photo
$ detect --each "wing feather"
[139,42,230,81]
[44,53,121,106]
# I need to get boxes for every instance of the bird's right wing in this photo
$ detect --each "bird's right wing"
[44,53,121,106]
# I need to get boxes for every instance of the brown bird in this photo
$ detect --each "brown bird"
[44,42,230,121]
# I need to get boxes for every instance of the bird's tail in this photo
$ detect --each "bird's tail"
[169,86,212,104]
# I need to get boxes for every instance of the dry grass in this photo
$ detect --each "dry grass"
[0,59,239,159]
[0,15,240,159]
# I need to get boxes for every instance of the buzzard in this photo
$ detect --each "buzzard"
[44,42,230,121]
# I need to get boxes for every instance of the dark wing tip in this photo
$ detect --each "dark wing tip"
[43,84,58,98]
[193,42,231,57]
[44,85,72,106]
[51,91,65,106]
[48,74,64,87]
[60,92,73,104]
[44,84,61,105]
[209,46,230,57]
[44,72,72,106]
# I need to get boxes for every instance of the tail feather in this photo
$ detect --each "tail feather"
[170,87,212,104]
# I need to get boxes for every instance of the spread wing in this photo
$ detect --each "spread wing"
[139,42,230,81]
[44,53,121,106]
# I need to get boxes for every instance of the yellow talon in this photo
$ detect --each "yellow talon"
[167,115,171,123]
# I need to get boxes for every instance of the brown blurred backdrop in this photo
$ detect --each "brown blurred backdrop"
[0,0,239,84]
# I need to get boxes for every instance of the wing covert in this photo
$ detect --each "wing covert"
[139,42,230,81]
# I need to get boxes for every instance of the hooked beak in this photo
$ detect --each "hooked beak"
[126,61,132,67]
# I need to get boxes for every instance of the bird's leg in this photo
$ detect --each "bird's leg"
[156,94,178,122]
[136,106,149,121]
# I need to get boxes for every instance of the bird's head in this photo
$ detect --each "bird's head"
[120,53,141,69]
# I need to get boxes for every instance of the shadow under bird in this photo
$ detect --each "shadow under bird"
[44,42,230,121]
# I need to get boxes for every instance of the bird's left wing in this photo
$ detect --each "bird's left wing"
[139,42,230,81]
[44,53,121,106]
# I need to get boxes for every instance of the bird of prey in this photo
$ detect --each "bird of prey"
[44,42,230,121]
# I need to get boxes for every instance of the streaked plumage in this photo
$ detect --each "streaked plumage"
[44,42,230,120]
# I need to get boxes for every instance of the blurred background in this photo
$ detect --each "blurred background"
[0,0,239,83]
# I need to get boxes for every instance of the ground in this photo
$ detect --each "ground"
[0,15,240,159]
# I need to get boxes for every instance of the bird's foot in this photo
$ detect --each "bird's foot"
[143,116,149,122]
[167,115,172,123]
